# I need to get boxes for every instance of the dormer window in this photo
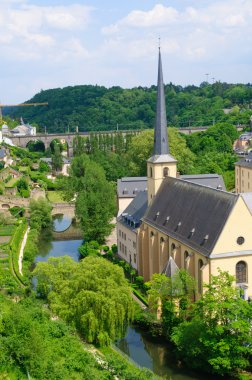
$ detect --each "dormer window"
[123,188,128,195]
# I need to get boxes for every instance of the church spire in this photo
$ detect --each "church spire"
[153,48,169,155]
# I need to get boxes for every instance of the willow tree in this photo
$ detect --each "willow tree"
[34,256,134,346]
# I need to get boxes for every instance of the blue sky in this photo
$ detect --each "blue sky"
[0,0,251,103]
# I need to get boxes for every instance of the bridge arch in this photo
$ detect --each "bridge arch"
[26,140,46,152]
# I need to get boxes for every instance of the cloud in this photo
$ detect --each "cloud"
[0,1,93,60]
[101,0,252,64]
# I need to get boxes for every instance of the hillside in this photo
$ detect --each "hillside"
[5,82,252,133]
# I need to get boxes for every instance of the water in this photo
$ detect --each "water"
[116,326,205,380]
[53,214,72,232]
[36,238,82,262]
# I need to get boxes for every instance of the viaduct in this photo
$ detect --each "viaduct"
[9,125,244,157]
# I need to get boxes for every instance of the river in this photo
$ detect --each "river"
[35,214,207,380]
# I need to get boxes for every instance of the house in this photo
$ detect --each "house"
[117,49,252,300]
[235,152,252,193]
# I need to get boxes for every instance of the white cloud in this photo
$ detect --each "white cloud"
[0,1,93,62]
[101,0,252,63]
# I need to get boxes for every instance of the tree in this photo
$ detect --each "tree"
[171,270,252,376]
[51,141,63,172]
[29,197,52,230]
[0,294,113,379]
[34,256,134,346]
[63,154,116,243]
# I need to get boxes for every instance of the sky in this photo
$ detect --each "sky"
[0,0,251,103]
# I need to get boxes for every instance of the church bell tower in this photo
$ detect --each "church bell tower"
[147,48,177,205]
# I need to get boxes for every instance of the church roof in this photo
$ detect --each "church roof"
[117,173,226,195]
[143,177,238,257]
[181,174,226,191]
[117,177,147,198]
[153,48,169,156]
[117,190,148,230]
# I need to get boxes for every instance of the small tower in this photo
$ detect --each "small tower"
[147,48,177,205]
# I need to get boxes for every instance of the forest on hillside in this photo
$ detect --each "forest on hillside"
[5,82,252,134]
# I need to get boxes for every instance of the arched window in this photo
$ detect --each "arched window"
[160,237,165,244]
[150,231,154,238]
[236,261,247,283]
[198,259,204,294]
[184,251,189,269]
[163,167,169,177]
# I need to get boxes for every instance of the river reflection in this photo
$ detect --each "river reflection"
[36,229,82,263]
[117,326,211,380]
[53,214,72,232]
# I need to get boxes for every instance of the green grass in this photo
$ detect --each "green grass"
[47,191,66,203]
[0,225,15,236]
[5,178,18,188]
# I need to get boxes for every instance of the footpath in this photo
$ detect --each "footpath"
[18,226,30,276]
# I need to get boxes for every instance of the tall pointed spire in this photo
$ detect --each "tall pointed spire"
[153,48,169,155]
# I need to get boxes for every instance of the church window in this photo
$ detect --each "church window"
[160,237,165,244]
[150,167,153,177]
[198,259,204,294]
[236,261,247,283]
[150,231,154,238]
[237,236,245,245]
[163,167,169,177]
[184,251,189,269]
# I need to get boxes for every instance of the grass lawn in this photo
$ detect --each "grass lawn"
[47,191,66,203]
[0,225,15,236]
[5,178,18,188]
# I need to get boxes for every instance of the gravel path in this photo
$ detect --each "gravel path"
[18,226,30,275]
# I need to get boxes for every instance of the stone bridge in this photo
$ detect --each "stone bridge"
[51,203,75,218]
[0,197,76,219]
[9,130,138,157]
[9,125,244,155]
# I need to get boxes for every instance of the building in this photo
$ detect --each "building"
[117,49,252,299]
[117,177,147,216]
[235,153,252,193]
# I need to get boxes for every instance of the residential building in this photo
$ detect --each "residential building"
[235,153,252,193]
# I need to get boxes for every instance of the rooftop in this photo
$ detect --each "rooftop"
[143,177,238,257]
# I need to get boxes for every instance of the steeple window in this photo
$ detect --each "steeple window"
[163,167,169,177]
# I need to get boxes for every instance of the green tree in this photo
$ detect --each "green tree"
[171,270,252,376]
[63,154,116,243]
[34,256,134,346]
[51,141,63,172]
[29,197,52,230]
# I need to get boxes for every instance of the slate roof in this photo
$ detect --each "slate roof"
[143,177,238,257]
[117,191,148,230]
[181,174,226,191]
[153,48,169,156]
[117,173,226,197]
[235,153,252,168]
[162,257,179,278]
[117,177,147,198]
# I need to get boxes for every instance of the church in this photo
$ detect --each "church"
[117,49,252,300]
